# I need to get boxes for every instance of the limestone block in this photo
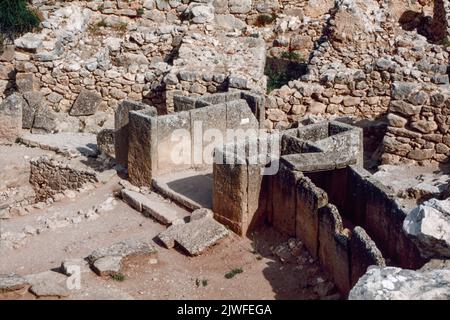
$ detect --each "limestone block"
[114,100,156,167]
[0,93,25,144]
[271,163,300,237]
[128,110,157,186]
[16,73,39,93]
[296,176,328,258]
[69,89,102,116]
[156,111,191,174]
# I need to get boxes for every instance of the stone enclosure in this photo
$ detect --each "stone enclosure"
[1,0,450,300]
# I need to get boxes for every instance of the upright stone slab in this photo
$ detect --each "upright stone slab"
[0,94,25,144]
[156,111,191,175]
[318,204,351,294]
[190,104,227,169]
[226,99,259,131]
[69,89,102,116]
[22,91,43,129]
[213,149,248,235]
[296,176,328,259]
[240,91,266,127]
[128,109,157,187]
[114,100,157,167]
[271,162,300,237]
[350,226,385,286]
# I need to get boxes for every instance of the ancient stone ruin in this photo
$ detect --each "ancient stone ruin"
[1,0,450,300]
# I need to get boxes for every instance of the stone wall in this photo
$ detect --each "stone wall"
[265,0,449,129]
[123,91,264,187]
[30,156,98,201]
[306,165,426,270]
[381,82,450,165]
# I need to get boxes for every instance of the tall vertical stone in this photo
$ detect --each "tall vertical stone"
[0,94,25,144]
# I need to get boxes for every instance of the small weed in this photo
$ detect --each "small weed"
[280,51,302,62]
[111,273,126,282]
[136,8,144,16]
[97,4,104,11]
[225,268,243,279]
[195,278,209,287]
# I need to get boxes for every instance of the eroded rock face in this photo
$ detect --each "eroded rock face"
[349,267,450,300]
[403,198,450,259]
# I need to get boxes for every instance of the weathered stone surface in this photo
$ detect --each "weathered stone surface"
[0,274,29,293]
[14,33,44,51]
[403,198,450,259]
[97,129,115,158]
[349,267,450,300]
[25,271,70,298]
[69,89,102,116]
[158,217,229,256]
[92,256,123,277]
[115,100,156,167]
[22,91,43,129]
[121,189,184,225]
[87,238,157,264]
[16,73,39,93]
[0,93,25,144]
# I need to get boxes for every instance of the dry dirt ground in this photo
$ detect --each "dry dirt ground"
[0,144,335,300]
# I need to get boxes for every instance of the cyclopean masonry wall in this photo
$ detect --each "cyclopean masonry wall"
[381,82,450,165]
[120,90,265,187]
[213,120,426,295]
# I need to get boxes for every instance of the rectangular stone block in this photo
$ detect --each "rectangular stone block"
[271,162,301,237]
[190,104,227,169]
[128,110,157,187]
[156,111,191,175]
[213,150,248,236]
[240,91,266,127]
[114,100,156,167]
[0,94,25,145]
[225,99,259,131]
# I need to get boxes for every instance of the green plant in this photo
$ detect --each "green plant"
[195,278,208,287]
[0,0,41,39]
[136,8,144,16]
[111,273,126,282]
[280,51,302,62]
[225,268,243,279]
[444,36,450,47]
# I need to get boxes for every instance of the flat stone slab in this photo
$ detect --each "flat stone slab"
[152,169,213,211]
[0,274,29,293]
[158,217,229,256]
[20,132,99,157]
[92,256,123,277]
[121,189,189,225]
[86,238,157,265]
[25,271,70,298]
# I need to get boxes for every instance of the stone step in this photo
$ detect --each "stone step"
[121,189,189,225]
